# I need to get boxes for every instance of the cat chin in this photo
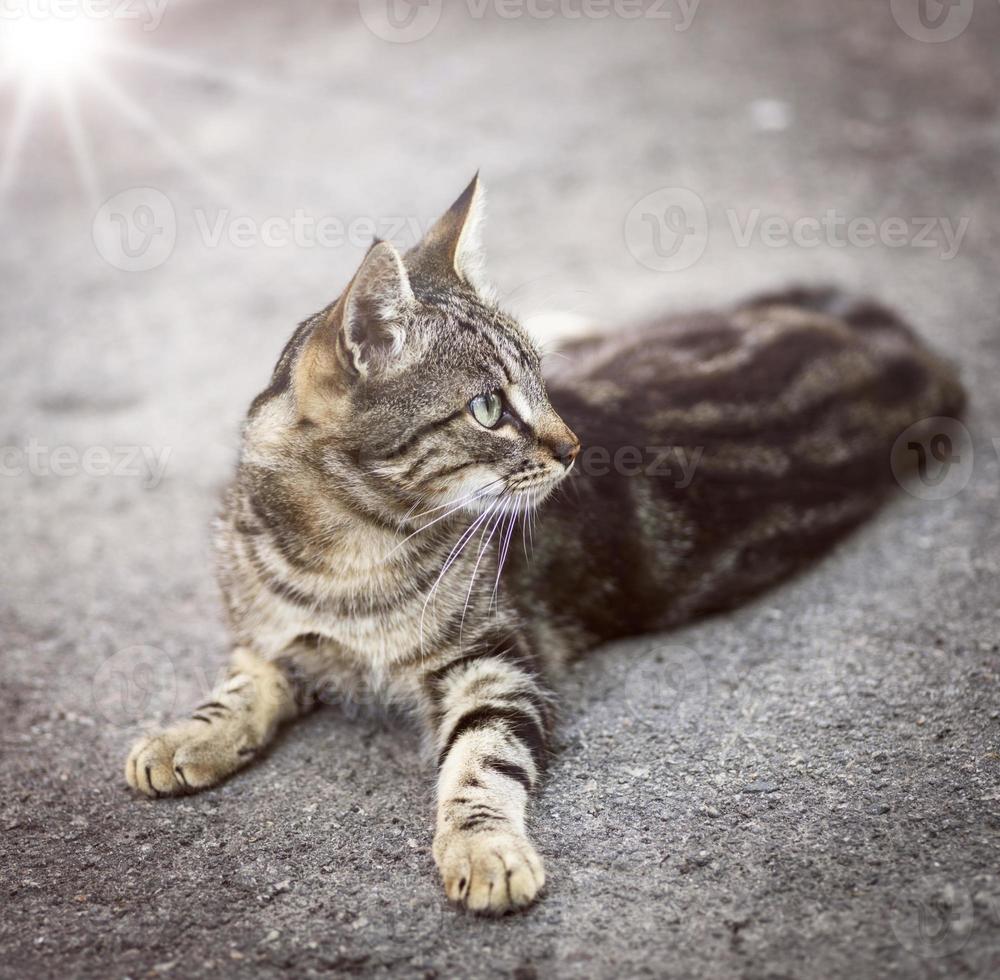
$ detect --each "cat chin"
[510,480,560,506]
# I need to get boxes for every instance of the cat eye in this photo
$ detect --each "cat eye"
[469,392,503,428]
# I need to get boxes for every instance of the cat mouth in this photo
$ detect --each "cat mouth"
[451,467,567,517]
[508,468,568,499]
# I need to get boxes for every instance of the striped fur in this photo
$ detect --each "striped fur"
[124,178,964,915]
[511,288,965,649]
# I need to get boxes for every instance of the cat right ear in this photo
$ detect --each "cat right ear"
[406,174,489,293]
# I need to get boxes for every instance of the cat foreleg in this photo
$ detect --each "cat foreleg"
[425,644,550,913]
[124,646,304,797]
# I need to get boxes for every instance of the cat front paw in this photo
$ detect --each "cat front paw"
[433,828,545,914]
[125,715,258,797]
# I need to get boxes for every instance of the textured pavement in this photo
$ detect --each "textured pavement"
[1,1,999,977]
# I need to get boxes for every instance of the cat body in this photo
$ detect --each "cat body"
[125,178,963,914]
[512,290,964,649]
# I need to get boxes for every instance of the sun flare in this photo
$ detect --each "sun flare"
[1,10,103,84]
[0,3,246,207]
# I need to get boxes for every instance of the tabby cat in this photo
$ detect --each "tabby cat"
[124,177,964,913]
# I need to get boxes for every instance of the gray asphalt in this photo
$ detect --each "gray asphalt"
[1,1,999,977]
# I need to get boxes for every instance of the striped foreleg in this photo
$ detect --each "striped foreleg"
[426,643,551,913]
[125,641,326,797]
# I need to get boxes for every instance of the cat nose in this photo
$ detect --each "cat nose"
[551,438,580,468]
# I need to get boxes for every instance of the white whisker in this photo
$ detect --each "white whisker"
[418,497,502,653]
[521,492,531,560]
[381,479,502,562]
[492,500,521,610]
[408,477,504,520]
[459,499,511,646]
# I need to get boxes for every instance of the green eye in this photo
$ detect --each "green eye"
[470,392,503,428]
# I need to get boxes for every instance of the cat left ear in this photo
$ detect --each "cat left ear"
[407,173,488,292]
[338,239,414,375]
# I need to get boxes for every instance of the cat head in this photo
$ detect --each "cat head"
[250,176,579,523]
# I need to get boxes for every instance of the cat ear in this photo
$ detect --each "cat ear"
[338,239,414,375]
[407,173,489,292]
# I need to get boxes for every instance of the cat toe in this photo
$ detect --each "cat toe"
[124,720,251,798]
[435,830,544,914]
[125,735,187,797]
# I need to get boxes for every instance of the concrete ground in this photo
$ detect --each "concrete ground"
[1,0,999,977]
